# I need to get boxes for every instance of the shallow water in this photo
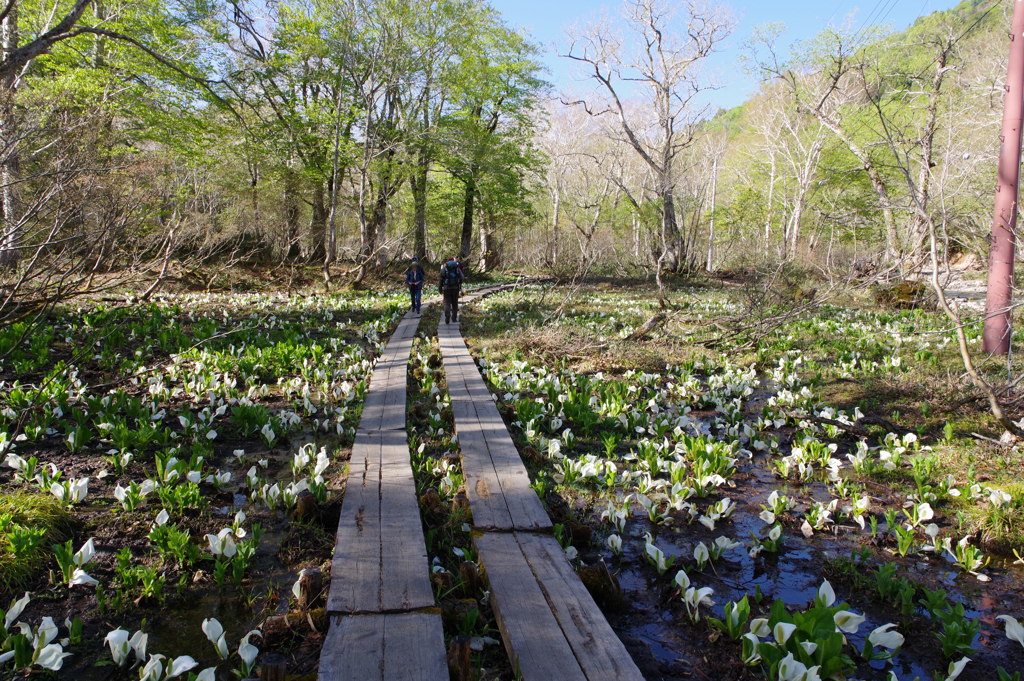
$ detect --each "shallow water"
[592,450,1024,679]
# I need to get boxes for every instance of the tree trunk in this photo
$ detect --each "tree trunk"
[372,188,387,268]
[812,111,898,263]
[412,146,428,260]
[284,168,301,260]
[706,157,717,272]
[0,94,19,270]
[0,6,19,270]
[324,60,347,289]
[788,192,804,259]
[660,189,681,273]
[460,172,476,260]
[248,162,265,260]
[354,169,372,285]
[908,47,947,266]
[765,152,776,251]
[92,0,106,68]
[479,209,499,272]
[550,185,560,265]
[308,180,327,262]
[632,213,639,259]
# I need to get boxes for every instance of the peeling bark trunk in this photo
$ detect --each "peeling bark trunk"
[0,6,20,270]
[660,189,681,273]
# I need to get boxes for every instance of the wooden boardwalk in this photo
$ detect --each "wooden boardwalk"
[321,307,446,681]
[319,283,525,681]
[438,318,550,531]
[437,296,644,681]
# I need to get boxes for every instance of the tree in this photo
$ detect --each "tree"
[439,17,545,262]
[0,0,217,268]
[744,19,902,263]
[562,0,735,274]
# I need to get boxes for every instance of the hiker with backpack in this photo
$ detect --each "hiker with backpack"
[438,256,463,324]
[405,257,424,314]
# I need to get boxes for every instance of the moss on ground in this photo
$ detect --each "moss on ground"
[0,491,75,591]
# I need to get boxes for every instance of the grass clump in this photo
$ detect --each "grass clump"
[0,491,75,591]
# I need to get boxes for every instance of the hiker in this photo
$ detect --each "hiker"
[438,256,463,324]
[405,257,424,313]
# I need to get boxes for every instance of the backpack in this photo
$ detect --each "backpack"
[441,261,462,290]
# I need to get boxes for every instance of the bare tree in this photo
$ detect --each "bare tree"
[745,19,901,264]
[562,0,735,274]
[753,90,826,259]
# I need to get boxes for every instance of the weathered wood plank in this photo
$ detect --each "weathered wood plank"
[452,399,511,530]
[474,534,587,681]
[379,431,434,611]
[319,615,385,681]
[515,533,644,681]
[382,613,448,680]
[440,327,549,531]
[395,319,420,339]
[327,433,382,614]
[320,613,447,681]
[381,345,413,431]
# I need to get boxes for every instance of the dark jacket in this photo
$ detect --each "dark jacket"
[406,266,424,289]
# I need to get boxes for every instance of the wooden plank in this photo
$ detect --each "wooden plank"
[382,613,448,681]
[474,534,587,681]
[378,369,407,431]
[319,615,385,681]
[439,327,549,531]
[452,399,511,530]
[487,442,549,531]
[379,431,434,611]
[516,534,644,681]
[381,337,414,431]
[320,613,447,681]
[327,433,382,614]
[360,347,411,432]
[395,319,420,339]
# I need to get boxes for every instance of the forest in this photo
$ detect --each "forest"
[1,0,1024,680]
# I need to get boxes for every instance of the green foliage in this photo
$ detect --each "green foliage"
[754,598,856,679]
[934,602,981,659]
[0,493,73,591]
[148,524,200,568]
[157,482,206,512]
[707,595,751,640]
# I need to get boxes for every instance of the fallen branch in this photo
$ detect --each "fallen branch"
[625,313,666,341]
[970,432,1015,447]
[800,414,905,438]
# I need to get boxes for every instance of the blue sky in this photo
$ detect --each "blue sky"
[489,0,962,110]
